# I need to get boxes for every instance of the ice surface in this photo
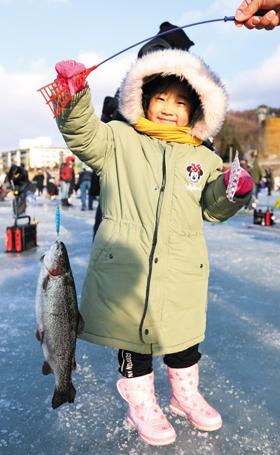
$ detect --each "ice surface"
[0,190,279,455]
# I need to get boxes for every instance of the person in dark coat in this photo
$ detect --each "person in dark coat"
[137,20,194,57]
[7,164,29,189]
[32,169,45,195]
[45,168,58,198]
[7,164,30,217]
[264,167,273,196]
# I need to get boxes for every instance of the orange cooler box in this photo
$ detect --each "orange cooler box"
[6,215,37,253]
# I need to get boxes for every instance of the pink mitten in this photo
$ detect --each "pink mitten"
[55,60,87,95]
[224,168,253,197]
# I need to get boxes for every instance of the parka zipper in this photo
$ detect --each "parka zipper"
[139,146,167,343]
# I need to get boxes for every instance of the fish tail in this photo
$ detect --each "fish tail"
[42,361,53,375]
[51,383,76,409]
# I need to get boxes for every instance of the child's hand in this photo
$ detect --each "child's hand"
[55,60,87,95]
[224,168,253,197]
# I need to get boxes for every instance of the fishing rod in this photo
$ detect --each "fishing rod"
[37,15,236,117]
[96,16,235,68]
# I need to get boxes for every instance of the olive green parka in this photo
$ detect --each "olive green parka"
[57,50,251,355]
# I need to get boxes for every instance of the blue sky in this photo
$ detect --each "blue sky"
[0,0,280,150]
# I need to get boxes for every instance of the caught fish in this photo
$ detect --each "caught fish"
[35,240,83,409]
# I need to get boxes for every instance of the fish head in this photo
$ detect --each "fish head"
[43,241,71,276]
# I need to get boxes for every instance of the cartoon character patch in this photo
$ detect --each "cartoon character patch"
[186,163,203,185]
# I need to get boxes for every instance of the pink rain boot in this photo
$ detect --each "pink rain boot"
[117,372,176,446]
[168,364,222,432]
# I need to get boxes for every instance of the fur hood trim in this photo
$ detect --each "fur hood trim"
[119,49,227,140]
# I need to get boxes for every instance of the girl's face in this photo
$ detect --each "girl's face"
[146,84,191,127]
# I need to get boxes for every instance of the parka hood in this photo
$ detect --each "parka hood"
[119,49,228,141]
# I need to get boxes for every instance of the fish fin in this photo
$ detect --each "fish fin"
[51,383,76,409]
[35,329,44,343]
[42,275,49,291]
[77,312,85,335]
[42,361,53,375]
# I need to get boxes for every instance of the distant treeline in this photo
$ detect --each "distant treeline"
[215,107,280,160]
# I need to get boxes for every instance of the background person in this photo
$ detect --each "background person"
[264,166,274,195]
[7,164,29,189]
[77,166,93,211]
[45,168,58,199]
[32,169,45,196]
[59,156,75,206]
[250,151,263,199]
[7,164,31,217]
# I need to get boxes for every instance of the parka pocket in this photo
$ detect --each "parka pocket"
[168,232,209,279]
[92,220,145,268]
[90,219,116,268]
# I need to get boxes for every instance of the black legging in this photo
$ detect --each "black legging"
[118,344,201,378]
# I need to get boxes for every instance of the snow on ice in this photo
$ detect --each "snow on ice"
[0,190,280,455]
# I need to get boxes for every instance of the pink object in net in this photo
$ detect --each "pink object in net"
[37,65,97,118]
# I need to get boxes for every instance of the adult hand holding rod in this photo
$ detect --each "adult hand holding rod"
[235,0,280,29]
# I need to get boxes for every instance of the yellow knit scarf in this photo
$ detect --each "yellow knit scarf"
[133,117,202,145]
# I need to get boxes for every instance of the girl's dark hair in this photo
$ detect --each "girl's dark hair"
[142,75,202,125]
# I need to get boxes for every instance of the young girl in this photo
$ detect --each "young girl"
[55,48,252,446]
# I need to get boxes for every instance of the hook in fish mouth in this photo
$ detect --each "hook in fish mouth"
[46,267,64,277]
[42,241,70,276]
